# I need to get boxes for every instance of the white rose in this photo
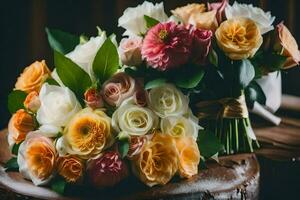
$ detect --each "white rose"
[225,1,275,35]
[37,83,81,132]
[118,1,168,36]
[112,100,158,136]
[17,132,56,186]
[161,116,201,140]
[148,84,189,118]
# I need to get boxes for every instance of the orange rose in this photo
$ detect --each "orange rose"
[215,18,263,60]
[18,132,56,185]
[15,60,51,93]
[171,4,218,31]
[8,109,35,147]
[57,155,84,183]
[132,132,178,186]
[175,137,200,178]
[24,91,41,112]
[276,22,300,69]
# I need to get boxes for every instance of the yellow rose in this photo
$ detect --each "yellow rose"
[57,155,84,183]
[171,3,206,23]
[175,137,200,178]
[15,60,51,93]
[215,18,263,60]
[171,4,218,31]
[18,132,56,185]
[132,132,178,187]
[8,109,35,147]
[276,22,300,69]
[64,108,113,158]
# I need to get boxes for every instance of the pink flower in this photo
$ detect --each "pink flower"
[141,22,192,71]
[207,0,229,24]
[84,88,103,109]
[127,136,147,159]
[119,37,143,66]
[102,72,136,107]
[87,151,128,187]
[190,27,213,65]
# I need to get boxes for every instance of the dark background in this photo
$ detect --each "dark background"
[0,1,300,200]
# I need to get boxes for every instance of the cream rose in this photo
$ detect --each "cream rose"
[15,60,51,93]
[161,116,201,140]
[36,83,82,135]
[118,1,168,36]
[17,132,56,186]
[112,100,158,136]
[119,37,143,66]
[215,18,263,60]
[148,84,189,118]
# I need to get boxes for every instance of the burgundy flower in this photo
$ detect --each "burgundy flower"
[84,88,103,109]
[133,90,148,107]
[87,151,128,187]
[141,22,192,71]
[207,0,229,25]
[190,27,213,65]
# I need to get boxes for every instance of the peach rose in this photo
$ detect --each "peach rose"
[175,137,200,178]
[17,132,56,185]
[15,60,51,93]
[171,4,218,31]
[132,132,178,187]
[24,91,41,112]
[276,22,300,69]
[102,72,136,107]
[215,18,263,60]
[57,155,84,183]
[63,108,113,158]
[119,37,143,66]
[8,109,35,147]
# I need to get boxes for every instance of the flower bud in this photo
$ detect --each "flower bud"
[87,151,128,187]
[24,91,41,112]
[84,88,103,109]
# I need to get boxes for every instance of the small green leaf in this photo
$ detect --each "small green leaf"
[51,177,66,195]
[7,90,27,114]
[268,53,287,70]
[233,59,255,89]
[174,67,205,89]
[245,81,266,107]
[5,157,19,172]
[45,78,60,86]
[12,143,21,155]
[119,139,129,158]
[54,50,92,98]
[45,28,79,54]
[197,130,224,158]
[208,49,218,67]
[93,38,119,83]
[145,78,167,90]
[144,15,160,29]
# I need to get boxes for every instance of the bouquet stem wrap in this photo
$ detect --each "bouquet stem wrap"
[196,93,259,155]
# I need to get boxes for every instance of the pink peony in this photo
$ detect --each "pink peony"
[84,88,103,109]
[207,0,229,25]
[190,27,213,65]
[87,151,128,187]
[141,22,192,71]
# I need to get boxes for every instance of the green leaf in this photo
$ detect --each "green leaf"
[5,157,19,172]
[45,78,60,86]
[7,90,27,114]
[174,66,205,89]
[12,143,21,155]
[233,59,255,89]
[54,50,92,98]
[267,53,287,70]
[119,139,129,158]
[145,78,167,90]
[197,130,224,158]
[208,49,218,67]
[144,15,160,29]
[245,81,266,107]
[45,28,79,54]
[51,177,66,195]
[92,38,119,83]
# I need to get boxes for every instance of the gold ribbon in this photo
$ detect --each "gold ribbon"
[196,95,249,119]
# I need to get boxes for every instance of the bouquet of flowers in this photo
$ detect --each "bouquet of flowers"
[5,0,300,194]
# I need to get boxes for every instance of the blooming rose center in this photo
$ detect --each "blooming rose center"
[171,122,185,137]
[226,23,247,44]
